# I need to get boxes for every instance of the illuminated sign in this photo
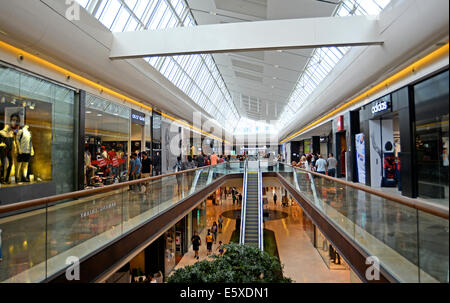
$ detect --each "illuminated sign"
[131,109,145,125]
[371,101,389,114]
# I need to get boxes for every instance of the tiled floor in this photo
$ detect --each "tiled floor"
[173,189,351,283]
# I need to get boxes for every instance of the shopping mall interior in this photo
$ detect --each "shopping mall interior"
[0,0,448,288]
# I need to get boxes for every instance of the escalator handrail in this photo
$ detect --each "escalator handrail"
[239,160,248,245]
[258,161,264,251]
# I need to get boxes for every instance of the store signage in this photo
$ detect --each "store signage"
[112,157,119,167]
[371,101,389,115]
[131,110,145,125]
[97,159,107,167]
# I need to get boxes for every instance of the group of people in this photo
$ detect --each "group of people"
[128,151,155,192]
[191,214,225,260]
[292,153,338,177]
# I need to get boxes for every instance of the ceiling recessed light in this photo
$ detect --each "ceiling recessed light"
[272,77,277,80]
[277,50,283,53]
[97,114,103,117]
[86,111,92,114]
[274,65,279,68]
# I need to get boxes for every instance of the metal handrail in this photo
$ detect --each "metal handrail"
[239,161,248,245]
[0,163,222,214]
[257,161,264,251]
[282,163,449,219]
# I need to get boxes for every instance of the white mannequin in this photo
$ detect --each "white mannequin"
[17,125,34,182]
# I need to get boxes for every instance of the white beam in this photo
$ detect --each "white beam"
[109,15,383,59]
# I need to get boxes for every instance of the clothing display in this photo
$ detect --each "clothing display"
[0,126,14,184]
[16,125,34,182]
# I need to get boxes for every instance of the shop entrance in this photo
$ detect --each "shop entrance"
[369,114,400,188]
[336,132,346,178]
[131,122,144,155]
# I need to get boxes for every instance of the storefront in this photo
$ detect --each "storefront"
[0,62,161,201]
[358,95,401,189]
[413,70,449,203]
[0,63,76,204]
[334,115,348,178]
[84,93,130,188]
[357,69,449,201]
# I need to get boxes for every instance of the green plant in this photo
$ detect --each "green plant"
[168,243,292,283]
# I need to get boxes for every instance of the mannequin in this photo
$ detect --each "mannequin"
[0,125,14,184]
[10,113,21,183]
[17,125,34,182]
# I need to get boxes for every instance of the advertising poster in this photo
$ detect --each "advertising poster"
[355,133,366,184]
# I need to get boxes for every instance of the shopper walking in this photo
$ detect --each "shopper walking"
[206,230,214,256]
[141,152,152,193]
[315,154,328,175]
[273,192,277,206]
[173,156,183,196]
[327,153,337,177]
[218,215,224,233]
[128,154,139,191]
[191,231,201,260]
[197,153,205,168]
[211,222,218,244]
[133,153,142,191]
[238,193,242,205]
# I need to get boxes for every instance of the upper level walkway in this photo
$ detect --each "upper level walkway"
[0,161,448,283]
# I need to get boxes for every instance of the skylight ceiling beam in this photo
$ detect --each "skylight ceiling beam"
[110,15,383,59]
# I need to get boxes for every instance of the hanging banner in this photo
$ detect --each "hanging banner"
[355,133,366,184]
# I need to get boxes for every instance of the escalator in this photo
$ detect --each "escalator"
[240,161,264,250]
[189,167,211,194]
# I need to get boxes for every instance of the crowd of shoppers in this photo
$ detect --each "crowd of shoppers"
[292,152,338,177]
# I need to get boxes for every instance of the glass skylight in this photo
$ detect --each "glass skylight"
[75,0,240,130]
[277,0,392,130]
[234,117,276,135]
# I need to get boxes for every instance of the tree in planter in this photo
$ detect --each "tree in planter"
[168,243,292,283]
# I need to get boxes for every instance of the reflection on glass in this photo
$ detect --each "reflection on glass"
[414,71,449,206]
[0,64,75,195]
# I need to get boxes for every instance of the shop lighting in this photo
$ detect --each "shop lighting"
[97,114,103,117]
[280,43,449,143]
[11,98,16,104]
[0,40,230,144]
[86,111,92,114]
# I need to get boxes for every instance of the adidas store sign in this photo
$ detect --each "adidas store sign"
[371,101,389,115]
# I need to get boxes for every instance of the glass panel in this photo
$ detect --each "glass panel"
[414,71,449,206]
[277,165,448,283]
[0,65,75,194]
[84,93,130,189]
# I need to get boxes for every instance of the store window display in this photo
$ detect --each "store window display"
[84,93,130,188]
[0,64,75,196]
